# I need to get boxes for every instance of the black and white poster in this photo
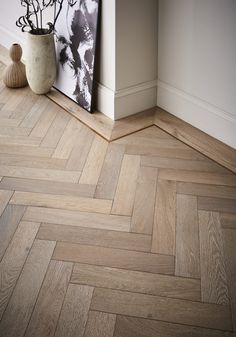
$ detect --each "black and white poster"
[54,0,99,112]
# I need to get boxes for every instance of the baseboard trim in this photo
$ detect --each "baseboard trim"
[157,80,236,149]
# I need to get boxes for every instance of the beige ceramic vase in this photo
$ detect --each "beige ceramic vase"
[26,31,56,94]
[3,43,28,88]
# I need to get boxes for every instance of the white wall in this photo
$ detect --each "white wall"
[157,0,236,149]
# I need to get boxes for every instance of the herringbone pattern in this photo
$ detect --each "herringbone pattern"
[0,60,236,337]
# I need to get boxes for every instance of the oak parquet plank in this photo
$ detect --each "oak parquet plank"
[0,190,13,217]
[0,205,26,261]
[131,166,157,234]
[199,211,229,305]
[40,107,71,148]
[10,90,38,120]
[223,229,236,331]
[220,213,236,229]
[54,284,93,337]
[159,169,236,186]
[116,135,188,149]
[0,177,95,198]
[20,95,48,129]
[0,165,81,183]
[37,223,151,252]
[66,124,95,171]
[10,191,112,214]
[0,240,55,337]
[24,260,73,337]
[114,316,233,337]
[0,126,30,137]
[71,263,200,301]
[24,206,130,232]
[30,101,57,138]
[151,179,176,255]
[84,311,116,337]
[0,135,41,146]
[0,221,40,320]
[175,195,200,278]
[0,118,21,127]
[177,182,236,199]
[79,134,108,185]
[95,143,125,200]
[91,288,232,331]
[198,197,236,214]
[112,154,140,216]
[52,118,82,159]
[53,242,174,274]
[0,144,53,157]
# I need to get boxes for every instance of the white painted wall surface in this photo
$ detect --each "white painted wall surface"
[157,0,236,149]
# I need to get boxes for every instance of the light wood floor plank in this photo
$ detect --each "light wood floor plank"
[0,221,40,320]
[84,311,116,337]
[151,179,176,255]
[0,126,30,137]
[0,177,95,198]
[52,118,82,159]
[71,263,200,301]
[175,195,200,278]
[0,135,41,146]
[223,229,236,331]
[0,118,20,127]
[54,284,93,337]
[198,197,236,214]
[0,240,55,337]
[0,190,13,217]
[53,242,174,275]
[220,213,236,229]
[37,223,151,252]
[24,206,130,232]
[112,154,140,216]
[0,205,26,261]
[114,316,233,337]
[79,134,108,185]
[159,169,236,186]
[0,144,53,157]
[20,96,48,129]
[91,288,232,331]
[199,211,229,305]
[131,166,157,234]
[66,124,95,171]
[24,260,72,337]
[10,191,112,214]
[177,182,236,199]
[29,101,57,138]
[95,143,125,200]
[0,165,81,183]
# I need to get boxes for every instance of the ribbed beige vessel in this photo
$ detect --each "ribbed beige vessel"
[26,32,56,94]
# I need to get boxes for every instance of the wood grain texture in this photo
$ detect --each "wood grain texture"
[10,191,112,214]
[0,205,26,260]
[198,197,236,213]
[24,260,73,337]
[131,166,157,234]
[0,240,55,337]
[30,101,57,138]
[199,211,229,305]
[223,229,236,331]
[53,242,175,275]
[71,263,200,301]
[151,179,176,255]
[23,206,130,232]
[0,190,13,217]
[0,177,96,198]
[175,195,200,278]
[91,288,232,331]
[112,155,140,216]
[220,213,236,229]
[0,221,39,320]
[114,316,233,337]
[177,182,236,199]
[79,134,108,185]
[37,223,151,252]
[95,143,125,200]
[54,284,93,337]
[84,311,116,337]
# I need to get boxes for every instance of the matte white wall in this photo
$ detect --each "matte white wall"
[157,0,236,148]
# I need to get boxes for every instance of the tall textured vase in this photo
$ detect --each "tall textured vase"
[26,31,56,94]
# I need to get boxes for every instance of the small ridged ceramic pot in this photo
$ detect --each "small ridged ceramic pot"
[26,31,56,94]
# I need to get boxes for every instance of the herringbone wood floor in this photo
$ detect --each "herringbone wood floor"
[0,61,236,337]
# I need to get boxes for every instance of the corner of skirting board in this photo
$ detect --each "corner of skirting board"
[157,80,236,149]
[95,83,115,120]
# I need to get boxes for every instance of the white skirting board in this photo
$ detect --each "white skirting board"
[157,80,236,149]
